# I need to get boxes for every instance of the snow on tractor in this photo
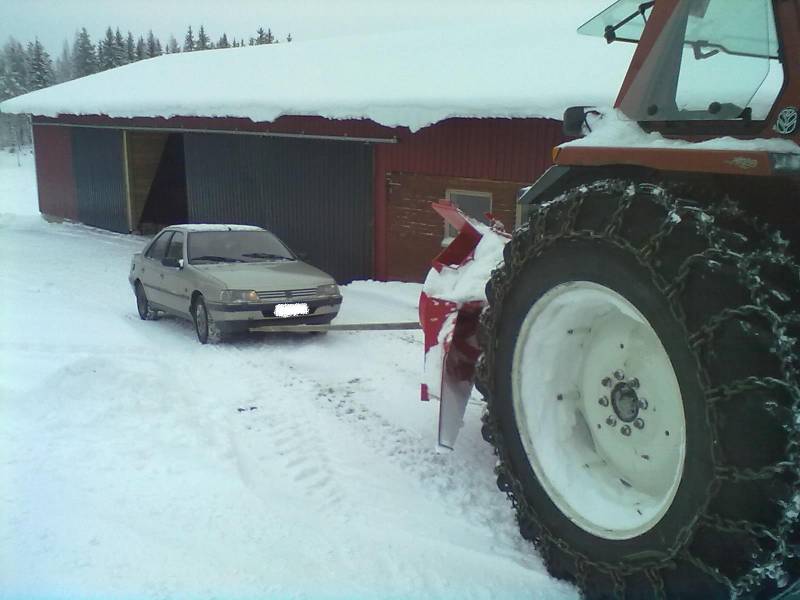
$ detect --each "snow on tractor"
[420,1,800,598]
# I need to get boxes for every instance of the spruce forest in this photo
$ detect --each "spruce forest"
[0,25,292,102]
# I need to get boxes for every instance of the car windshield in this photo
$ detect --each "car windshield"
[188,231,295,264]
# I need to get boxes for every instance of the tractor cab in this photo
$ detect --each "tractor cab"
[578,0,793,137]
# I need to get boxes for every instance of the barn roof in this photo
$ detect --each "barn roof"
[0,4,633,132]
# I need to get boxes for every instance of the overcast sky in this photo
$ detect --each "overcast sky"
[0,1,607,55]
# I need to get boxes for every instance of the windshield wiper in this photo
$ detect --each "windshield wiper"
[604,1,655,44]
[191,255,243,263]
[241,252,294,261]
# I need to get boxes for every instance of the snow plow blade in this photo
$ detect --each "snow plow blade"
[419,201,509,449]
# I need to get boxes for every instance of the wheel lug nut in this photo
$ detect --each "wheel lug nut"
[634,418,645,430]
[620,425,631,436]
[606,416,617,427]
[614,370,625,380]
[639,398,648,410]
[601,377,612,387]
[629,377,640,389]
[598,396,609,407]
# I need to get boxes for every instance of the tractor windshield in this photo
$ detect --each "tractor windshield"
[581,0,783,122]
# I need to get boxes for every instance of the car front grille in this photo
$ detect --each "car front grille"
[256,287,317,301]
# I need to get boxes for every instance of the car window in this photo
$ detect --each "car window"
[188,231,295,264]
[166,232,184,261]
[146,231,174,261]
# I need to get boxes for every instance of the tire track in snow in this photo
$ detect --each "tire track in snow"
[308,369,546,568]
[217,361,352,519]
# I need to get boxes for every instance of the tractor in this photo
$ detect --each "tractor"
[420,1,800,598]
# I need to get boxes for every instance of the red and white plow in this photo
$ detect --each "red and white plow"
[419,201,509,450]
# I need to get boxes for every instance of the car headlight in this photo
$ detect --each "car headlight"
[316,283,339,296]
[219,290,259,303]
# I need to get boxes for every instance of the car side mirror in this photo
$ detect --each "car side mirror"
[162,257,183,269]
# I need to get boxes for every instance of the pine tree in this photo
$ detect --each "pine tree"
[255,27,267,45]
[98,27,116,71]
[54,40,72,83]
[26,38,54,90]
[217,33,229,49]
[197,25,210,50]
[71,28,97,78]
[135,36,146,61]
[166,35,179,54]
[146,30,161,58]
[125,31,135,63]
[113,28,127,65]
[286,33,293,43]
[0,38,30,99]
[183,26,195,52]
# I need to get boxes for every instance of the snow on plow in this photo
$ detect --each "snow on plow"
[419,201,509,450]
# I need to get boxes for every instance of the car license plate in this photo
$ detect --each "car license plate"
[274,303,309,318]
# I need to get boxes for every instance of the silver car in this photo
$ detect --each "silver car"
[129,225,342,343]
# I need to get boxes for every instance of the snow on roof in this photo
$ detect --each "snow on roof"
[0,3,634,132]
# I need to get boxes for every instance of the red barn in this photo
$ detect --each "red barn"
[1,16,628,282]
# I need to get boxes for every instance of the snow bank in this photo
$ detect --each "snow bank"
[0,2,632,132]
[0,148,39,217]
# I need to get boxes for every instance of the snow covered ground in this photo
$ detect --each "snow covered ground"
[0,148,576,600]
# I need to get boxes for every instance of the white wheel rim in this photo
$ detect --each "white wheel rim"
[511,281,686,540]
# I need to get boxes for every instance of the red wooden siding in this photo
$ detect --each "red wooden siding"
[32,124,77,220]
[373,118,564,279]
[385,173,527,281]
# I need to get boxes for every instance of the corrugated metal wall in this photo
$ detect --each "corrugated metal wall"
[72,128,128,233]
[32,125,78,220]
[183,133,373,283]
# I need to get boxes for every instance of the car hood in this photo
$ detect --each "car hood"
[194,260,335,291]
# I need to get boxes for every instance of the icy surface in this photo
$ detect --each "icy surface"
[564,109,800,153]
[0,148,577,599]
[0,3,633,132]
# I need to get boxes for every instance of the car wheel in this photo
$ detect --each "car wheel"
[135,281,158,321]
[192,295,221,344]
[477,180,800,599]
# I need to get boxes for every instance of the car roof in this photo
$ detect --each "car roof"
[165,224,266,233]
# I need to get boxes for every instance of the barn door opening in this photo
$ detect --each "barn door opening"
[125,131,188,233]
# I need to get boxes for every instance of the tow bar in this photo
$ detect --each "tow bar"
[250,322,421,333]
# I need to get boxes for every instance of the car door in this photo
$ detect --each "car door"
[141,230,173,309]
[160,231,192,316]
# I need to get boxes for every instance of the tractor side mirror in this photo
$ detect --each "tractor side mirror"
[563,106,591,137]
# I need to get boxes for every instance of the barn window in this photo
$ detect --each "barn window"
[444,189,492,244]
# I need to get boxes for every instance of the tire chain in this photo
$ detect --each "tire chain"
[476,179,800,599]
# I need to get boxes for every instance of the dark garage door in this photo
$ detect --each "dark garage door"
[72,128,128,233]
[183,133,373,283]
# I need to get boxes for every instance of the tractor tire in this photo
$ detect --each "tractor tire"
[476,180,800,599]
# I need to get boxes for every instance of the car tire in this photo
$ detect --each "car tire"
[477,180,800,599]
[135,281,158,321]
[192,295,221,344]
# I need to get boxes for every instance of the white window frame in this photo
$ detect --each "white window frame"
[443,189,493,246]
